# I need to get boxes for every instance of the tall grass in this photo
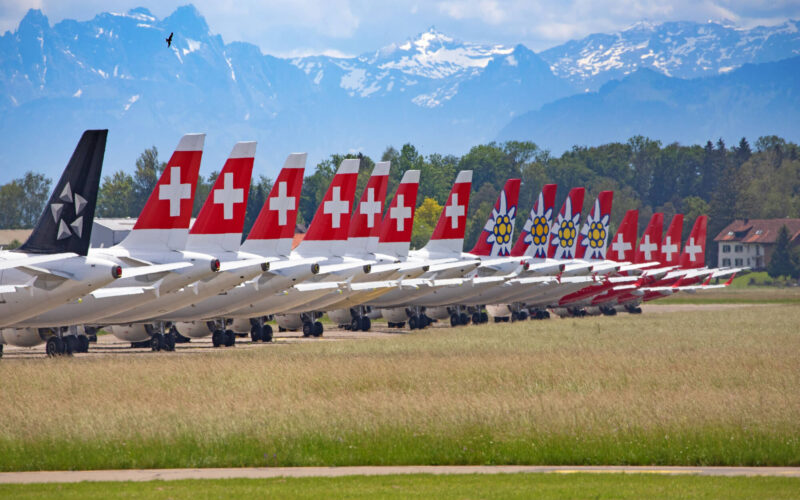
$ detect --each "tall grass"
[1,305,798,470]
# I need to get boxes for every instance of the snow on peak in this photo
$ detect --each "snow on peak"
[374,28,513,79]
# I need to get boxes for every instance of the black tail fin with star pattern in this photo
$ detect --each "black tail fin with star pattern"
[19,129,107,256]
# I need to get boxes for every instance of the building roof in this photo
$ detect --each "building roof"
[0,229,32,246]
[714,218,800,244]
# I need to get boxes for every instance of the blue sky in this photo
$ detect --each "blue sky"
[2,1,799,55]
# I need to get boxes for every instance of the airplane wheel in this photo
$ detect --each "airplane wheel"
[481,312,488,323]
[77,335,90,353]
[279,326,286,333]
[519,311,529,321]
[450,314,459,327]
[0,344,3,359]
[511,312,519,322]
[409,316,418,330]
[262,324,273,342]
[302,322,313,337]
[397,322,405,328]
[224,330,236,347]
[46,337,64,357]
[494,317,501,323]
[212,330,225,347]
[313,322,323,337]
[351,318,361,332]
[472,312,481,324]
[459,313,469,325]
[165,331,176,351]
[250,325,262,342]
[360,317,371,331]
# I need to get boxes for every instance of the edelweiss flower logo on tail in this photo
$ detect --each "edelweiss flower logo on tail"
[521,190,552,259]
[483,190,516,256]
[550,196,581,259]
[579,197,610,260]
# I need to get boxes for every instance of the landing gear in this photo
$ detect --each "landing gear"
[224,330,236,347]
[250,318,273,342]
[172,326,191,344]
[212,329,225,347]
[302,322,313,337]
[600,306,617,316]
[313,321,323,337]
[624,304,643,314]
[46,336,67,357]
[0,344,3,359]
[76,334,90,353]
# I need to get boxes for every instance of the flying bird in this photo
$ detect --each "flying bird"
[166,32,173,48]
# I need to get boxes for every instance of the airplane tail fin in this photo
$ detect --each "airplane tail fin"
[186,142,256,252]
[547,187,585,259]
[376,169,420,258]
[513,184,556,258]
[469,178,521,257]
[20,129,107,256]
[608,209,638,262]
[661,214,684,267]
[241,153,306,257]
[575,190,613,260]
[119,133,205,251]
[295,158,360,256]
[348,161,391,253]
[635,213,664,263]
[679,215,707,269]
[421,170,472,255]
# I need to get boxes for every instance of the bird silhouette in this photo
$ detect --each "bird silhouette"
[166,32,173,48]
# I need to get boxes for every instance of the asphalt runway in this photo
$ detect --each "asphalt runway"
[0,466,798,483]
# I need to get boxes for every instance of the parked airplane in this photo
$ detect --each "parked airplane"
[0,130,124,355]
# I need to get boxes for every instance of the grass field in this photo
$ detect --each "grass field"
[653,282,800,304]
[1,474,800,499]
[0,304,798,471]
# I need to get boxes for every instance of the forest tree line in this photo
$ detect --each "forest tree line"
[1,135,798,268]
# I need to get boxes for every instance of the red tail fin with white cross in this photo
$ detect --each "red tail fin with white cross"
[661,214,684,267]
[376,169,420,258]
[187,142,255,252]
[241,153,306,257]
[120,133,205,250]
[469,178,521,257]
[295,159,360,256]
[422,170,472,255]
[679,215,707,269]
[608,209,638,262]
[348,161,390,252]
[635,213,663,264]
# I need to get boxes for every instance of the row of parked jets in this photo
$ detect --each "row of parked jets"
[0,130,746,357]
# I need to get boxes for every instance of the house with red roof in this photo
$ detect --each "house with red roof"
[714,219,800,269]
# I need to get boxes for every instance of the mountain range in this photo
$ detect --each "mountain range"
[0,5,798,182]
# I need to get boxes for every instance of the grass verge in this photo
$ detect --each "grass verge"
[1,474,800,499]
[1,304,798,470]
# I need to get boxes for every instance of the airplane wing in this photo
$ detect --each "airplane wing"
[0,253,79,270]
[218,258,270,273]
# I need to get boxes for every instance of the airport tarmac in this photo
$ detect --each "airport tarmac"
[0,466,799,483]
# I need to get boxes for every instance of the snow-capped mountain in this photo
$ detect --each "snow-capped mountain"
[0,5,797,183]
[540,19,800,90]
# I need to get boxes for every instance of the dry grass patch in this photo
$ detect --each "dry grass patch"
[1,304,798,469]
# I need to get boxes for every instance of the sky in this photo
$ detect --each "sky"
[1,0,799,56]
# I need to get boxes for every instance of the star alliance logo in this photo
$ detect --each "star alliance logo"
[49,182,87,240]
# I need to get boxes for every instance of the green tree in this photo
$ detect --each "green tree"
[243,175,272,239]
[410,197,442,250]
[97,171,136,217]
[193,172,218,217]
[767,225,799,279]
[0,172,52,229]
[132,147,166,214]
